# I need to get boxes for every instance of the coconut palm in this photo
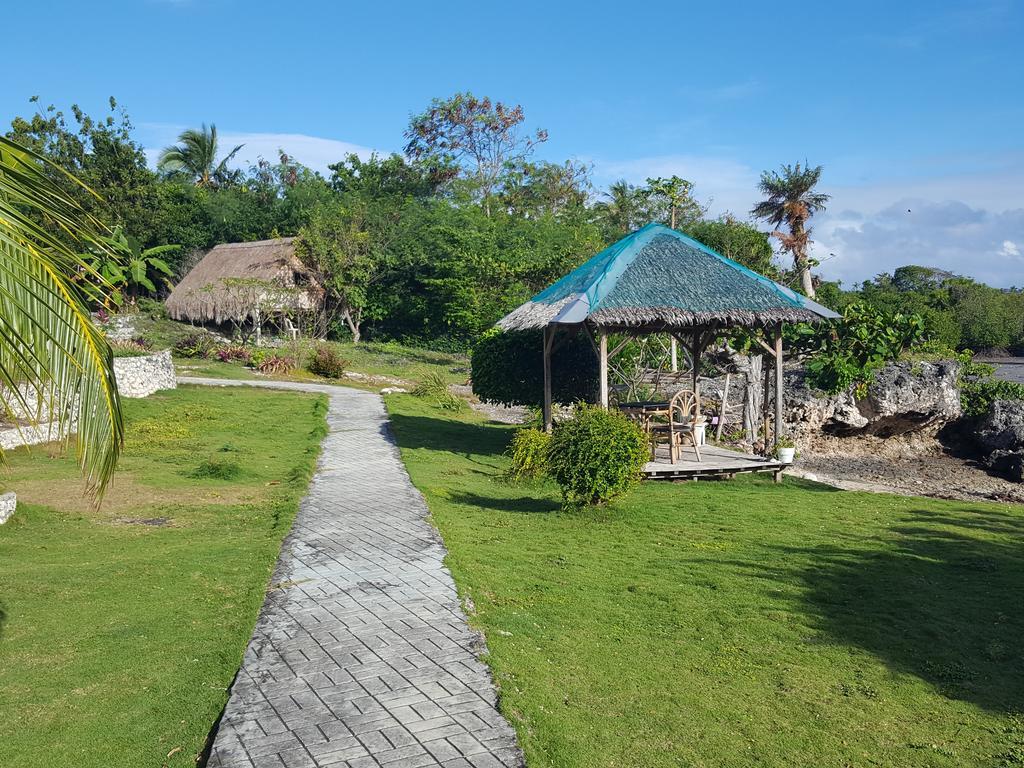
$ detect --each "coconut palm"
[0,136,123,497]
[751,162,830,298]
[157,123,244,188]
[595,180,646,239]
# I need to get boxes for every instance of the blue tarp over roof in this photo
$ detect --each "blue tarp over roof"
[497,223,839,330]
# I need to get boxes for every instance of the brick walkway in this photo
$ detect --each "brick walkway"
[180,378,524,768]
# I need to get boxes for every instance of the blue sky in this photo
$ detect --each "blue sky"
[6,0,1024,286]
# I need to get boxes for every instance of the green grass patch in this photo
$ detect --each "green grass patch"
[0,385,326,768]
[386,393,1024,768]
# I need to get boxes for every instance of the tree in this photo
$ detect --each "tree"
[7,97,160,240]
[157,124,244,188]
[645,176,707,229]
[296,201,394,343]
[404,92,547,216]
[751,162,830,298]
[0,136,123,497]
[594,180,649,240]
[499,160,591,219]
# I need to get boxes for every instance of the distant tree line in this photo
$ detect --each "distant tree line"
[9,93,1020,353]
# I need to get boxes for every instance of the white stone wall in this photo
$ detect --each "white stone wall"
[113,350,177,398]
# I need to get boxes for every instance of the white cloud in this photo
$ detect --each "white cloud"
[593,150,1024,289]
[591,154,759,218]
[141,123,380,176]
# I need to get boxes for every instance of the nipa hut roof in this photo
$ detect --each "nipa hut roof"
[165,237,323,323]
[497,223,839,331]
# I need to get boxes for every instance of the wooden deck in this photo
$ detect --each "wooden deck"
[643,444,785,480]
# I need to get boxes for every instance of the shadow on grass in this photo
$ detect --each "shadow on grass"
[757,505,1024,713]
[387,412,511,458]
[448,490,560,514]
[0,600,6,639]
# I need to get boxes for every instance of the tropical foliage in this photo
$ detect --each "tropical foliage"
[0,135,122,496]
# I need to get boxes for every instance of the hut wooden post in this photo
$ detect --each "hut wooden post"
[691,331,702,412]
[598,329,609,409]
[670,337,678,372]
[542,326,554,432]
[716,372,730,441]
[773,324,785,483]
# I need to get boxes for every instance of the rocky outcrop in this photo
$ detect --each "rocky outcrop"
[786,360,962,440]
[976,399,1024,481]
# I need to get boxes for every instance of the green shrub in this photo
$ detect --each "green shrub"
[505,427,551,481]
[791,302,926,394]
[188,458,243,480]
[136,297,169,320]
[547,404,648,507]
[173,332,218,359]
[413,373,466,411]
[307,344,348,379]
[471,328,598,407]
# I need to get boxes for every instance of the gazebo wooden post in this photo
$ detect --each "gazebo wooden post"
[690,331,702,412]
[542,325,554,432]
[773,323,785,483]
[670,336,678,372]
[598,329,609,409]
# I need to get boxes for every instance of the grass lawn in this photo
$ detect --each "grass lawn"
[386,394,1024,768]
[0,385,326,768]
[174,339,469,391]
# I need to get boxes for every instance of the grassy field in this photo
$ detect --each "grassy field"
[175,339,469,390]
[0,385,326,768]
[386,394,1024,768]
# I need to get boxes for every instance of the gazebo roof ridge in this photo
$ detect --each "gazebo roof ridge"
[497,222,839,331]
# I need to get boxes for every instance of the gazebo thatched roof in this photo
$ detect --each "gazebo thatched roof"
[497,223,839,331]
[166,237,323,324]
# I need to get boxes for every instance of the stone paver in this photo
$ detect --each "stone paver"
[180,378,524,768]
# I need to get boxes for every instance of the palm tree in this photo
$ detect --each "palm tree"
[595,180,645,239]
[0,136,123,497]
[751,162,830,298]
[157,124,244,187]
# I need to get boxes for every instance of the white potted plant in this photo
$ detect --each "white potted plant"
[775,435,796,464]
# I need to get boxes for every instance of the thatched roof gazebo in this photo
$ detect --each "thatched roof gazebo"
[497,223,838,451]
[166,237,323,326]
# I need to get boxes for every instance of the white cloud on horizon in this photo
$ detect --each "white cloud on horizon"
[593,150,1024,289]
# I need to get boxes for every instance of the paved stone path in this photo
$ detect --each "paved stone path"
[180,378,524,768]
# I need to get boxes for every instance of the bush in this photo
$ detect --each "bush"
[173,332,218,359]
[412,372,465,411]
[256,354,296,375]
[790,302,926,394]
[216,344,251,363]
[471,328,599,407]
[188,457,243,480]
[108,338,152,357]
[505,427,551,481]
[136,297,169,320]
[308,344,348,379]
[547,404,648,506]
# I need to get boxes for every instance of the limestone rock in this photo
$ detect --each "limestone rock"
[0,491,15,524]
[786,360,962,440]
[976,399,1024,452]
[113,350,177,398]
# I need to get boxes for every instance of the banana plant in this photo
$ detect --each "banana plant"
[81,227,178,307]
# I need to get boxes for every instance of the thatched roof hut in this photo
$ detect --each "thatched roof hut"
[166,237,323,324]
[495,223,839,445]
[498,223,837,332]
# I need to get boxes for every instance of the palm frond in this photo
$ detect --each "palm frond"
[0,136,123,499]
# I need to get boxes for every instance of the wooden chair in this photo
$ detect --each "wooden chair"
[648,389,702,464]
